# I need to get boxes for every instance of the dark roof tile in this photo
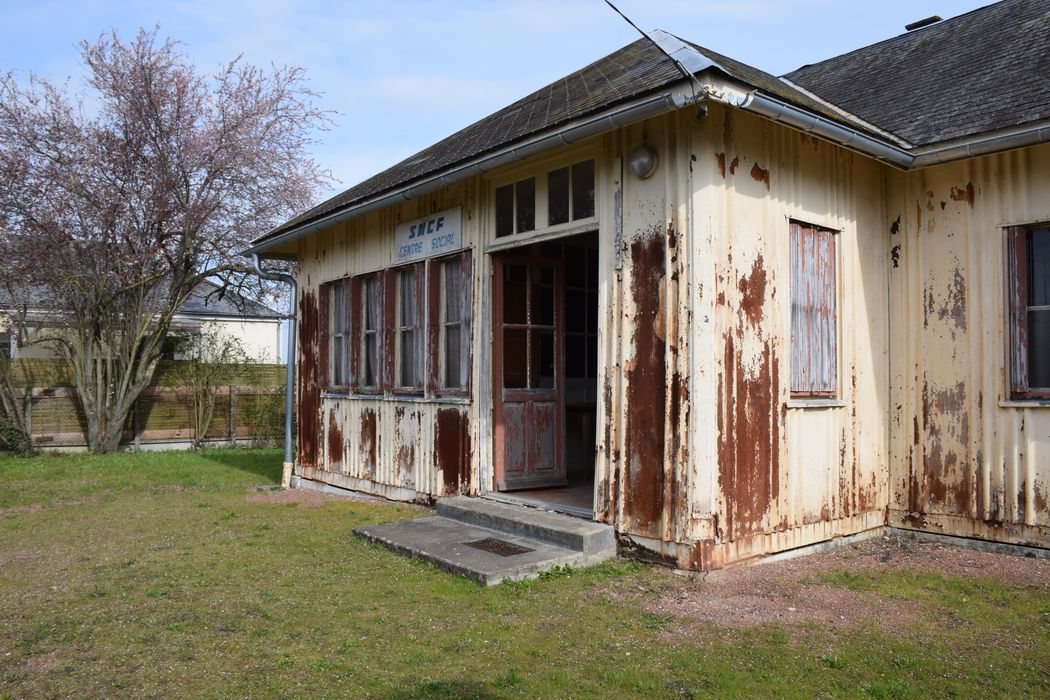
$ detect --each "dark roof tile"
[785,0,1050,147]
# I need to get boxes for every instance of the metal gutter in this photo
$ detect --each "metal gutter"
[245,87,694,256]
[910,119,1050,167]
[736,91,914,168]
[251,254,297,488]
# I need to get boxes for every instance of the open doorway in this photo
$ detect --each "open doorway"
[491,231,598,518]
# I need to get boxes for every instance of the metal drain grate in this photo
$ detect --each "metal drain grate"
[464,537,534,557]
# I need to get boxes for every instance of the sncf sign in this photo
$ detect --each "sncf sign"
[395,207,462,264]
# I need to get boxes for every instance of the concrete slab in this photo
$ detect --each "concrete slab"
[355,516,615,586]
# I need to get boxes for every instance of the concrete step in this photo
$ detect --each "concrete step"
[354,516,614,586]
[437,496,616,555]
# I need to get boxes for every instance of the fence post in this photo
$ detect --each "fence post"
[24,390,32,443]
[132,398,141,451]
[228,386,236,447]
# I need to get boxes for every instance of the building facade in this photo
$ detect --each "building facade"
[248,1,1050,569]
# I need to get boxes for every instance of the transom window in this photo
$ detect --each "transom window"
[494,158,596,239]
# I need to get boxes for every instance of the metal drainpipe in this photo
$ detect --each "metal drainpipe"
[252,254,297,489]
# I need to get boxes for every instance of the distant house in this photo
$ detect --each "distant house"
[248,0,1050,570]
[1,280,284,364]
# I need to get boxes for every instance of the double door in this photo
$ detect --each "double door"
[492,255,565,490]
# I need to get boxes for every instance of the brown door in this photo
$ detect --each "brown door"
[493,255,565,490]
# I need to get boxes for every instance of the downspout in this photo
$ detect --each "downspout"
[252,254,297,489]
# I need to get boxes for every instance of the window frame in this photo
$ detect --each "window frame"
[350,272,384,394]
[392,262,425,395]
[491,155,598,242]
[428,250,473,398]
[321,278,352,390]
[1007,224,1050,400]
[789,220,840,399]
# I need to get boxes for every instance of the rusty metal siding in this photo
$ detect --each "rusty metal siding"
[887,142,1050,546]
[295,180,482,502]
[675,101,891,569]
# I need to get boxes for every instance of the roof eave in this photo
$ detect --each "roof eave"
[244,83,698,257]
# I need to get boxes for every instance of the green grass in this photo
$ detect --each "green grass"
[1,449,1048,698]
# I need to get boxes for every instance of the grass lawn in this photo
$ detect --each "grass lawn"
[0,449,1048,698]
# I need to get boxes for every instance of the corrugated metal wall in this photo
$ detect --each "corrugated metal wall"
[637,102,891,569]
[290,96,1048,569]
[887,142,1050,547]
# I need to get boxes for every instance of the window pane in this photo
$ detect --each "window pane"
[364,277,378,331]
[548,167,569,225]
[503,264,528,324]
[400,269,416,324]
[1029,309,1050,388]
[1030,227,1050,306]
[400,329,416,387]
[445,324,461,388]
[564,244,586,288]
[495,184,514,237]
[566,334,585,378]
[516,178,535,233]
[531,329,555,389]
[333,336,345,386]
[572,160,595,220]
[504,328,527,388]
[587,335,598,379]
[364,333,378,386]
[532,277,554,326]
[443,260,461,322]
[565,289,585,331]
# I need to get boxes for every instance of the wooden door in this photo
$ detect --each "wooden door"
[493,255,565,490]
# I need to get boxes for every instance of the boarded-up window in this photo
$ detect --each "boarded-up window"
[1008,225,1050,398]
[790,222,838,397]
[329,281,351,387]
[396,264,424,391]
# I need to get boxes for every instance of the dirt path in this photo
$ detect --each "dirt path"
[615,535,1050,630]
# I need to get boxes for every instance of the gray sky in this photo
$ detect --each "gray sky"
[1,0,992,201]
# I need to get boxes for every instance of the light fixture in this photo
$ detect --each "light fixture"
[628,144,658,179]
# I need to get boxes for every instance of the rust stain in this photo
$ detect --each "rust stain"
[921,380,971,515]
[359,408,377,479]
[435,408,470,496]
[749,162,770,191]
[297,290,321,469]
[716,152,726,179]
[717,334,780,541]
[622,232,667,538]
[327,409,343,469]
[394,406,417,489]
[737,256,767,327]
[950,182,975,207]
[729,156,739,175]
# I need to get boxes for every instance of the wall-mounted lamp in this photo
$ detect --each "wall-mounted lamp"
[628,144,658,179]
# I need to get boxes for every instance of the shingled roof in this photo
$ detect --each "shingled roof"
[253,0,1050,250]
[785,0,1050,147]
[252,33,880,249]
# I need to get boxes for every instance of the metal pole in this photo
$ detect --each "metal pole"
[252,254,297,488]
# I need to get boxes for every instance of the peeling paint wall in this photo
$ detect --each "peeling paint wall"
[295,180,481,502]
[289,93,1047,569]
[887,142,1050,548]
